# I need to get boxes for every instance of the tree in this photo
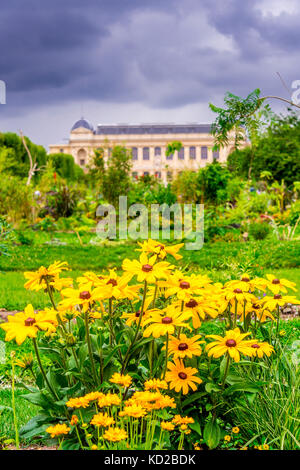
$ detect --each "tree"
[197,161,231,204]
[227,112,300,186]
[101,145,132,206]
[48,153,84,181]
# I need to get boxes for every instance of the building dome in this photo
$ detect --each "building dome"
[71,118,94,132]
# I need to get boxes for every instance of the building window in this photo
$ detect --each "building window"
[178,147,184,160]
[80,159,85,166]
[213,149,219,160]
[155,171,161,179]
[143,147,150,160]
[132,171,138,180]
[154,146,161,156]
[143,171,149,176]
[132,147,138,160]
[201,146,208,159]
[77,148,87,166]
[166,152,173,160]
[60,148,64,153]
[189,146,196,159]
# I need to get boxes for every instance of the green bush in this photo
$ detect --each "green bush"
[249,222,271,240]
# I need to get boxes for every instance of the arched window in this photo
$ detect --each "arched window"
[154,147,161,156]
[77,148,87,166]
[201,146,208,159]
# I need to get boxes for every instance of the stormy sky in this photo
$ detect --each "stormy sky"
[0,0,299,149]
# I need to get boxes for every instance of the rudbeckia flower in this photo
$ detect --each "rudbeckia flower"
[103,427,128,442]
[110,373,132,388]
[0,304,58,345]
[225,275,266,293]
[46,423,70,438]
[144,378,168,391]
[175,296,219,328]
[137,239,184,260]
[159,272,211,301]
[259,294,300,312]
[265,274,297,295]
[86,269,140,300]
[90,412,115,427]
[58,287,108,313]
[165,359,202,395]
[24,261,69,291]
[168,333,204,359]
[122,253,172,283]
[205,328,254,362]
[143,307,191,338]
[248,341,275,358]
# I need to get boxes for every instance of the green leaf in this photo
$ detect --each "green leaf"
[203,418,221,449]
[205,382,221,393]
[19,414,51,439]
[224,381,262,396]
[21,391,54,408]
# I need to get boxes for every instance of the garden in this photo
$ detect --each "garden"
[0,92,299,452]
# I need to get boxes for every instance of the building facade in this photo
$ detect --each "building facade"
[49,119,239,183]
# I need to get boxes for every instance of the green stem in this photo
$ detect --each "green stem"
[84,311,98,385]
[32,338,59,401]
[11,356,19,449]
[221,354,231,389]
[121,280,148,374]
[163,332,169,379]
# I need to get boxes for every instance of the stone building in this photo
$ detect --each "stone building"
[49,118,239,183]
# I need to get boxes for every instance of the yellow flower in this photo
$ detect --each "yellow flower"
[225,275,265,293]
[265,274,296,295]
[161,421,175,431]
[92,269,140,300]
[172,415,194,425]
[180,424,188,431]
[103,427,128,442]
[58,287,108,313]
[159,272,212,301]
[0,304,58,345]
[119,404,147,418]
[165,359,202,395]
[15,353,34,370]
[168,334,204,359]
[122,253,172,283]
[179,297,219,329]
[66,396,90,409]
[91,445,98,450]
[279,330,286,337]
[259,294,300,312]
[232,427,240,434]
[262,444,269,450]
[24,261,69,291]
[90,412,115,427]
[110,373,132,388]
[84,391,105,402]
[126,391,175,411]
[248,341,274,358]
[46,423,70,438]
[224,287,255,305]
[224,435,231,442]
[70,415,79,426]
[143,306,191,338]
[206,328,254,362]
[144,378,168,391]
[98,393,121,408]
[137,239,184,260]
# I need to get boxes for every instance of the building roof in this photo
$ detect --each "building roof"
[95,123,212,135]
[71,118,94,132]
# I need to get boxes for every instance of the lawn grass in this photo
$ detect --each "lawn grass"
[0,388,38,442]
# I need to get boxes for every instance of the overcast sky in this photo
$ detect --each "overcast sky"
[0,0,299,149]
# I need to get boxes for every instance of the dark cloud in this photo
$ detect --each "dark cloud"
[0,0,299,145]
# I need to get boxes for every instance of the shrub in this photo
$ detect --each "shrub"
[249,222,271,240]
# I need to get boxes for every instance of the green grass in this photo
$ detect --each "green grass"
[0,389,38,442]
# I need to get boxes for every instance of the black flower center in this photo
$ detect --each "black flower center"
[226,339,237,347]
[274,294,282,299]
[178,372,187,380]
[25,317,36,327]
[79,291,91,300]
[272,279,280,284]
[178,343,188,351]
[251,344,260,349]
[234,288,242,294]
[185,299,198,308]
[179,281,190,289]
[162,316,172,324]
[142,264,153,272]
[241,277,250,282]
[107,278,117,286]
